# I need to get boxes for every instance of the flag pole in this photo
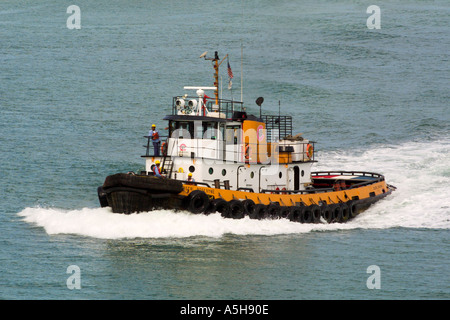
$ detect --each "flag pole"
[240,0,244,104]
[240,43,243,103]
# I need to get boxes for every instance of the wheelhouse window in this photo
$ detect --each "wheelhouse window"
[226,125,241,144]
[203,122,218,140]
[171,121,193,139]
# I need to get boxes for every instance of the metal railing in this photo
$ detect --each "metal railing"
[311,171,385,190]
[172,96,244,119]
[259,171,385,195]
[143,136,316,163]
[143,135,169,157]
[261,115,293,142]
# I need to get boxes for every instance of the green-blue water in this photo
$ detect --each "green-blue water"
[1,0,449,300]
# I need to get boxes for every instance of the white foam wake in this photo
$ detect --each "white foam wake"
[18,138,450,239]
[17,207,326,239]
[315,138,450,230]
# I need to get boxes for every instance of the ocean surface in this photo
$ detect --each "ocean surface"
[1,0,449,300]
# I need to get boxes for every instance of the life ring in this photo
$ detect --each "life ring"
[306,143,313,159]
[161,142,167,156]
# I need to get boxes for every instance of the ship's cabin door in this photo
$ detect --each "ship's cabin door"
[294,166,300,190]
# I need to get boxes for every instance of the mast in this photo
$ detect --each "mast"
[201,51,229,108]
[241,43,243,103]
[240,0,244,103]
[213,51,219,106]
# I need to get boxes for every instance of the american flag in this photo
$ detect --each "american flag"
[227,61,233,79]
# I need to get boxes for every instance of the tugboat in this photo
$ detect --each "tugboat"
[98,51,395,223]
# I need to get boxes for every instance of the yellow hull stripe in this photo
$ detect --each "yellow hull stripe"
[180,181,389,206]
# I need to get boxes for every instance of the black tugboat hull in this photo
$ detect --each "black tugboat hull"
[98,172,395,223]
[98,173,184,214]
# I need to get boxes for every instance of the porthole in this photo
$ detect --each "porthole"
[222,169,227,176]
[189,165,195,173]
[279,172,282,179]
[250,172,255,179]
[301,170,305,177]
[209,168,214,175]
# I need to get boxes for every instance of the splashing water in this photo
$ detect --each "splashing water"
[18,139,450,239]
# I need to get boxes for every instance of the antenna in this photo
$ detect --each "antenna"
[279,100,281,118]
[240,0,244,103]
[240,43,244,103]
[278,100,281,135]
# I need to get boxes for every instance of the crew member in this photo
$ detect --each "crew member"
[149,124,160,156]
[187,172,195,184]
[153,160,163,178]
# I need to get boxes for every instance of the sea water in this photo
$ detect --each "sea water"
[1,0,449,300]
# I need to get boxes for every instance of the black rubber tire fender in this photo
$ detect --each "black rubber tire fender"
[340,203,350,222]
[330,204,342,223]
[321,204,333,223]
[302,206,313,223]
[279,206,291,219]
[242,199,256,216]
[287,206,303,222]
[212,198,230,218]
[250,204,267,220]
[267,203,281,219]
[310,204,322,223]
[228,200,245,219]
[187,190,210,214]
[347,200,359,218]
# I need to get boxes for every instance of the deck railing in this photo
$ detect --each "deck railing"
[172,96,244,119]
[143,135,316,164]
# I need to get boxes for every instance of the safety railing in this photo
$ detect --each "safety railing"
[143,136,316,163]
[311,171,385,190]
[261,115,293,142]
[172,96,244,119]
[143,135,169,157]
